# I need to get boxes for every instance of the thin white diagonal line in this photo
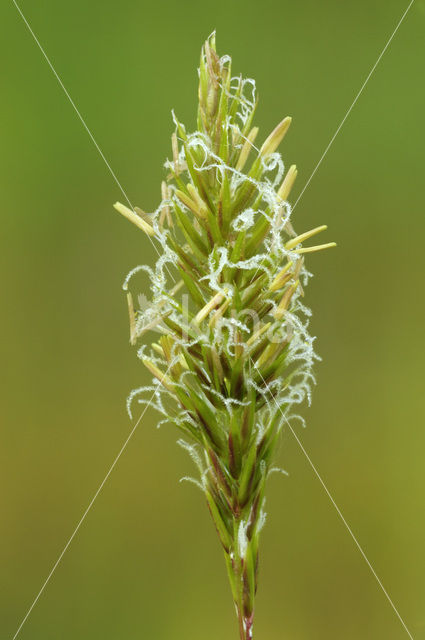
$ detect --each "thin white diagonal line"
[252,361,414,640]
[11,0,132,208]
[249,0,415,285]
[11,384,161,640]
[292,0,415,211]
[11,0,174,279]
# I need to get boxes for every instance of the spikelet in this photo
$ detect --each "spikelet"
[115,33,335,640]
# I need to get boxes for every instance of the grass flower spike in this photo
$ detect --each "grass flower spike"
[115,33,335,640]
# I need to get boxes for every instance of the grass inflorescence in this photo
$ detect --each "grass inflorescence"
[114,33,335,640]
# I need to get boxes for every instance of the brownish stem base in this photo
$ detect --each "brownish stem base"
[237,608,254,640]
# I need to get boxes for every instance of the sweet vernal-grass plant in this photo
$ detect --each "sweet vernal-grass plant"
[114,33,335,640]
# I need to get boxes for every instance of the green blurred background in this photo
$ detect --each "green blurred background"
[1,0,424,638]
